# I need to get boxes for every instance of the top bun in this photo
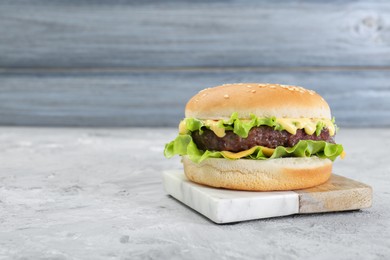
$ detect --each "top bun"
[185,83,331,119]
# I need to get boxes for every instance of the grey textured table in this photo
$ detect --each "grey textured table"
[0,127,389,259]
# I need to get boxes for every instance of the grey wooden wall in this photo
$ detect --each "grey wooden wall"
[1,0,390,127]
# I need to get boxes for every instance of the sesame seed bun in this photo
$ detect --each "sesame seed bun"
[185,83,331,120]
[183,156,332,191]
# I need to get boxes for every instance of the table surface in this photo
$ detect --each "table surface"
[0,127,389,259]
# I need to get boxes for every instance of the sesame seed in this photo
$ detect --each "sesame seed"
[224,94,229,99]
[251,90,256,93]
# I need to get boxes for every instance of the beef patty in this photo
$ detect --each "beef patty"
[192,126,335,152]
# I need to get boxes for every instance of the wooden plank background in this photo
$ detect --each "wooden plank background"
[1,0,390,127]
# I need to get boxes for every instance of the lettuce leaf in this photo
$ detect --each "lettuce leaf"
[180,112,331,138]
[164,134,344,163]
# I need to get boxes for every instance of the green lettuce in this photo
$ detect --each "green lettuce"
[164,134,344,164]
[180,112,330,138]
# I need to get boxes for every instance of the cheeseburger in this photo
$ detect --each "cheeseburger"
[164,83,344,191]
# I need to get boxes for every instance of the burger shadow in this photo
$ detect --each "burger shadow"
[166,194,362,225]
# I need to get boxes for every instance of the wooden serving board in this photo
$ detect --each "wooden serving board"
[163,170,372,224]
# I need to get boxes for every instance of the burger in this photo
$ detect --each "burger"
[164,83,344,191]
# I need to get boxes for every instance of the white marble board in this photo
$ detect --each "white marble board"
[163,170,372,224]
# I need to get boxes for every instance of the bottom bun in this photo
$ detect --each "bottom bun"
[182,156,332,191]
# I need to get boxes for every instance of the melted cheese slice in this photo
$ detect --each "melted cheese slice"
[179,119,226,137]
[221,146,275,159]
[178,120,188,134]
[276,118,335,136]
[260,146,275,157]
[204,120,226,137]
